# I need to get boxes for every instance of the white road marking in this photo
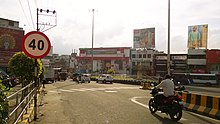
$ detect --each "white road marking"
[130,96,187,121]
[59,89,75,92]
[48,86,138,93]
[105,91,118,93]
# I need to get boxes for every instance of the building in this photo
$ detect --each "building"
[0,18,24,71]
[130,48,162,75]
[76,47,131,74]
[187,49,206,73]
[206,49,220,74]
[154,54,188,77]
[50,54,70,71]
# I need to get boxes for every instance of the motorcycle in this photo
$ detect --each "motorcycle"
[148,88,183,121]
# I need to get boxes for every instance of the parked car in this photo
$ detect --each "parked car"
[96,74,113,84]
[0,70,19,88]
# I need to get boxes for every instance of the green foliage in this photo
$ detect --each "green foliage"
[8,52,44,82]
[107,69,115,74]
[0,77,9,124]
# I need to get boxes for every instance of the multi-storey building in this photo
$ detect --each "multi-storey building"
[187,49,206,73]
[0,18,24,71]
[206,49,220,74]
[130,48,162,75]
[154,54,188,77]
[76,47,131,74]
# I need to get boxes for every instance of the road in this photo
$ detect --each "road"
[31,79,220,124]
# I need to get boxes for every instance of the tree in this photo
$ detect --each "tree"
[107,69,115,74]
[8,52,44,101]
[8,52,43,85]
[0,76,9,124]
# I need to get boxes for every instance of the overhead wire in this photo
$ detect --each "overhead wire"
[27,0,35,30]
[18,0,31,28]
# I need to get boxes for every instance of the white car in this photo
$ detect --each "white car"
[96,74,113,84]
[78,74,91,83]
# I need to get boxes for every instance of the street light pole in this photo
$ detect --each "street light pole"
[167,0,171,75]
[91,9,95,73]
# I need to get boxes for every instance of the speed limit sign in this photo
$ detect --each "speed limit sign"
[22,31,51,59]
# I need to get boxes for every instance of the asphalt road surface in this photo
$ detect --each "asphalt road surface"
[31,79,220,124]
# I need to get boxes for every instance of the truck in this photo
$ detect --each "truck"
[43,67,55,83]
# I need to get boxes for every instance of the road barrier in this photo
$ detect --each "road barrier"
[140,82,152,90]
[175,91,220,120]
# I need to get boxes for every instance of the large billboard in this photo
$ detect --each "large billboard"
[133,28,155,48]
[188,24,208,49]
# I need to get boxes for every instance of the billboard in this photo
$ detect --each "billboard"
[133,28,155,48]
[188,24,208,49]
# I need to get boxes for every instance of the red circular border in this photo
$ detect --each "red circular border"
[22,31,51,59]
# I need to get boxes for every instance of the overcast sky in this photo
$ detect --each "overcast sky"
[1,0,220,55]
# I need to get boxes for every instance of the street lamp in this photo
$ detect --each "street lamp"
[91,9,95,73]
[167,0,171,75]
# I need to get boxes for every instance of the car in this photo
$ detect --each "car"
[96,74,113,84]
[0,69,19,88]
[77,74,91,83]
[72,73,80,81]
[81,74,91,83]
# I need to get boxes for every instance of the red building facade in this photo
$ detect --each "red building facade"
[76,47,131,74]
[0,18,24,70]
[206,49,220,74]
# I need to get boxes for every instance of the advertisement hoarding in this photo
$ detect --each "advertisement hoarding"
[188,24,208,49]
[133,28,155,48]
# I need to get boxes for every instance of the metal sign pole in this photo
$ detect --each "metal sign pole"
[34,8,39,121]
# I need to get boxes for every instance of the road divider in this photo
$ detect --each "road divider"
[175,91,220,120]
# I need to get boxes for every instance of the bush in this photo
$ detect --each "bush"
[0,76,9,124]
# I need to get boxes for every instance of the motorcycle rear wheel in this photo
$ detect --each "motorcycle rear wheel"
[169,104,182,121]
[149,99,157,113]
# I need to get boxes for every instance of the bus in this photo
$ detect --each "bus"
[172,73,220,85]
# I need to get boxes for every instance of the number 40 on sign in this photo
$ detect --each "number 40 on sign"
[22,31,51,59]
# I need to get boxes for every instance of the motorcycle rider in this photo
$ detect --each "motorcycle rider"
[154,74,174,107]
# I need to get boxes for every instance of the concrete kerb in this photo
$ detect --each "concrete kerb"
[17,86,44,124]
[140,85,220,120]
[175,91,220,120]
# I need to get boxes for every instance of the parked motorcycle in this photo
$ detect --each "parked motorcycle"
[148,88,183,121]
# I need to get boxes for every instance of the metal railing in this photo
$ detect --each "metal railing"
[7,81,36,124]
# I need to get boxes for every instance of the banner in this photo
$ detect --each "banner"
[188,24,208,49]
[133,28,155,48]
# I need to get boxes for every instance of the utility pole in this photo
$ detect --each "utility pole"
[91,9,95,73]
[37,8,57,32]
[167,0,171,75]
[34,8,56,121]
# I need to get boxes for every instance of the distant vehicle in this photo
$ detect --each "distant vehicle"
[77,74,91,83]
[72,73,80,81]
[58,72,67,81]
[172,73,220,86]
[96,74,113,84]
[54,68,62,81]
[43,67,55,83]
[0,69,18,88]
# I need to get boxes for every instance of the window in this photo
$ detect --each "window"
[9,21,14,26]
[143,54,146,58]
[132,62,136,66]
[147,54,151,58]
[132,54,136,58]
[139,54,142,58]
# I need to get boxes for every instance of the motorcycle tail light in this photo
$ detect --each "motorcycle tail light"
[178,95,183,100]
